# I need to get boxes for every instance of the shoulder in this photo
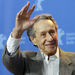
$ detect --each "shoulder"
[61,50,75,64]
[59,47,75,57]
[59,47,75,62]
[63,51,75,57]
[22,50,37,57]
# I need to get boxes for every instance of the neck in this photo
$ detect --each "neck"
[40,47,59,59]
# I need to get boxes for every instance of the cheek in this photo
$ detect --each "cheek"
[55,36,58,41]
[54,35,58,44]
[37,38,45,46]
[56,34,58,40]
[40,39,46,46]
[40,38,46,45]
[39,39,46,50]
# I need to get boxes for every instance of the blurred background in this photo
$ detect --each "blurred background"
[0,0,75,75]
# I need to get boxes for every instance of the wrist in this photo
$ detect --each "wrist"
[11,28,23,38]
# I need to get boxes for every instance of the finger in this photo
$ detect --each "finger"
[26,4,35,18]
[23,16,40,30]
[19,1,30,15]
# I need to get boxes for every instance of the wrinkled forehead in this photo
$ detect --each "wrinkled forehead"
[33,19,56,32]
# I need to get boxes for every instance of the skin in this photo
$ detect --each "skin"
[11,1,58,57]
[31,20,58,57]
[12,1,39,38]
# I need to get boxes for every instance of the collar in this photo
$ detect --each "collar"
[41,47,59,61]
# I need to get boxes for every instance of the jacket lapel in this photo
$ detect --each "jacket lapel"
[31,51,44,62]
[59,48,73,75]
[30,48,73,75]
[29,51,44,75]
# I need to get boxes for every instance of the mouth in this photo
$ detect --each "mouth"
[45,42,57,47]
[45,44,55,48]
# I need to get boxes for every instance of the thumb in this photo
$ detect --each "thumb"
[32,15,40,23]
[29,15,40,26]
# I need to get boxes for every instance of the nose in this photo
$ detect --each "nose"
[46,33,53,41]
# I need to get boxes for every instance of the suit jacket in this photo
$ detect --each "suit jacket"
[2,46,75,75]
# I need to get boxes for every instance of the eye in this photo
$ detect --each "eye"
[49,30,55,35]
[41,33,46,37]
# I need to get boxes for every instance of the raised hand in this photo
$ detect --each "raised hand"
[12,1,39,38]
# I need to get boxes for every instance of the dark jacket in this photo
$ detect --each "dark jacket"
[2,46,75,75]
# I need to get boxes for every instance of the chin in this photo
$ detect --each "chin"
[47,50,56,56]
[45,47,57,56]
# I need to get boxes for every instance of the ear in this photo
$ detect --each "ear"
[30,36,37,45]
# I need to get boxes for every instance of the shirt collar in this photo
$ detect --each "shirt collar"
[55,47,59,58]
[41,47,59,61]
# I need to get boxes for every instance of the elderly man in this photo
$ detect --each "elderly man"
[2,1,75,75]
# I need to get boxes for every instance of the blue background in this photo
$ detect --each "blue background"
[0,0,75,75]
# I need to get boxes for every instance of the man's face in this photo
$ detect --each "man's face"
[33,20,58,56]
